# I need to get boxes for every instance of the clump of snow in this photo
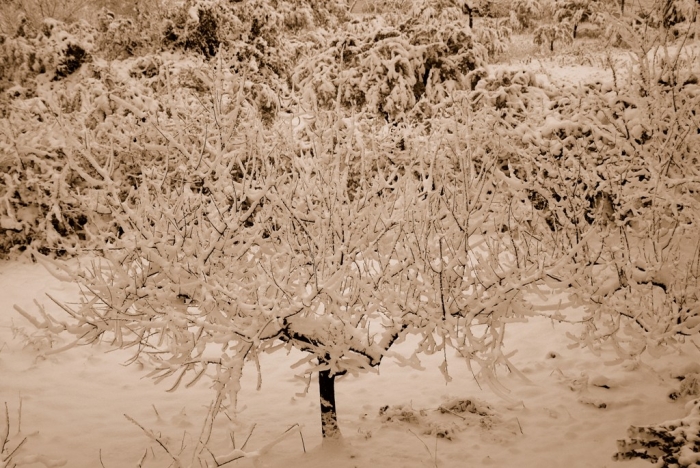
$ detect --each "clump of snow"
[377,397,506,440]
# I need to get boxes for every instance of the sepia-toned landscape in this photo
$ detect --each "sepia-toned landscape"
[1,0,699,466]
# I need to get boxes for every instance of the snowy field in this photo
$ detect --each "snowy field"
[2,258,700,468]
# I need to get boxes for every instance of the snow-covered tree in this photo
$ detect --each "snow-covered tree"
[560,19,700,359]
[533,23,574,51]
[553,0,606,38]
[16,96,394,443]
[511,0,543,29]
[12,60,598,452]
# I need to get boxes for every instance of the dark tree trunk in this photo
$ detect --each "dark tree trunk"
[319,369,341,439]
[463,2,473,29]
[573,23,578,38]
[550,40,555,52]
[620,0,625,15]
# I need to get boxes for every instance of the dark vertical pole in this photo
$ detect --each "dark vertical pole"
[463,2,474,29]
[319,369,341,439]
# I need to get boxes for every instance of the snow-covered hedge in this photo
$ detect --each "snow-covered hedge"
[294,12,487,120]
[0,0,349,255]
[0,45,264,255]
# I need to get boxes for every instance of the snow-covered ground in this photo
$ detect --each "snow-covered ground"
[2,258,699,468]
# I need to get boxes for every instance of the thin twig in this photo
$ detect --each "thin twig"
[17,399,22,434]
[437,406,466,420]
[5,436,28,461]
[407,429,438,468]
[240,423,256,451]
[124,414,177,462]
[152,404,161,420]
[1,402,9,454]
[136,449,147,468]
[299,427,306,453]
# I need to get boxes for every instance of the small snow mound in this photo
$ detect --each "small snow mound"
[378,398,503,440]
[578,395,607,409]
[589,375,613,389]
[670,373,700,400]
[379,403,426,425]
[438,398,493,417]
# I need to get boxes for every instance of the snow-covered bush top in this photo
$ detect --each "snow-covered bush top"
[294,14,487,120]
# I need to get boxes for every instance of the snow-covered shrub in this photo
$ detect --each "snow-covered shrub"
[157,0,345,59]
[353,0,413,15]
[659,0,696,29]
[0,21,286,255]
[471,0,512,19]
[448,13,699,362]
[0,142,91,256]
[0,17,95,91]
[93,7,159,60]
[294,15,487,120]
[160,0,231,58]
[615,399,700,467]
[553,0,607,38]
[0,0,91,32]
[468,67,546,122]
[511,0,543,30]
[0,40,177,256]
[475,18,512,59]
[148,0,344,118]
[562,20,700,358]
[493,19,699,360]
[533,23,574,52]
[288,0,348,29]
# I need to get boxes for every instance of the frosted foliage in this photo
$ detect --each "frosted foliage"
[467,17,700,361]
[511,0,542,29]
[533,24,574,52]
[553,0,607,37]
[294,12,486,120]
